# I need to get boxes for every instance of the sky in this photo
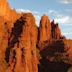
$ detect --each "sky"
[8,0,72,39]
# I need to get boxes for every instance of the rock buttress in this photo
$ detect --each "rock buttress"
[5,13,38,72]
[38,15,51,49]
[51,20,62,39]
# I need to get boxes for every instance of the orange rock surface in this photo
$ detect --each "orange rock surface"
[0,0,10,16]
[0,0,72,72]
[38,15,51,48]
[5,13,38,72]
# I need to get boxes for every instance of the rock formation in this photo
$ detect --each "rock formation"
[0,0,72,72]
[0,17,8,60]
[51,20,62,39]
[38,15,51,49]
[0,0,20,21]
[63,40,72,61]
[18,13,38,72]
[5,13,38,72]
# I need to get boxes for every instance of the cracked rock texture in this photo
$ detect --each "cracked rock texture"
[0,0,72,72]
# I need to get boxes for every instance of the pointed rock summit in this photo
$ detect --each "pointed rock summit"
[51,20,61,39]
[38,15,51,48]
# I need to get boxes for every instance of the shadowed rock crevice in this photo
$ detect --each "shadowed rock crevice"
[12,50,16,72]
[5,16,25,63]
[21,48,25,63]
[4,13,38,72]
[40,40,65,61]
[38,39,72,72]
[38,40,72,72]
[38,59,72,72]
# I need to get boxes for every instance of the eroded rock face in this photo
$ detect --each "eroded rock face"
[0,0,72,72]
[5,13,38,72]
[63,40,72,61]
[19,13,38,72]
[51,20,62,39]
[38,15,51,49]
[0,0,38,72]
[0,17,8,60]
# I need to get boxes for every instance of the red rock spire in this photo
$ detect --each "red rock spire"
[38,15,51,48]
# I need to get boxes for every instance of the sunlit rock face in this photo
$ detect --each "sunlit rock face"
[5,13,38,72]
[38,15,51,49]
[0,17,8,60]
[0,0,10,16]
[0,0,20,21]
[19,13,38,72]
[0,1,38,72]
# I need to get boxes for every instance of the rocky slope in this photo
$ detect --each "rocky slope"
[0,0,72,72]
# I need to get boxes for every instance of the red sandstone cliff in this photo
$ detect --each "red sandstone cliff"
[0,0,72,72]
[4,13,38,72]
[0,0,38,72]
